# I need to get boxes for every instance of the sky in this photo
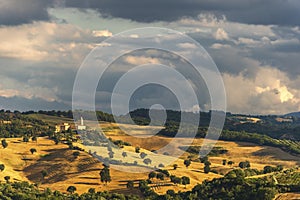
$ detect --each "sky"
[0,0,300,115]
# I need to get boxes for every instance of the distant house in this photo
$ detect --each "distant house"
[55,123,71,133]
[0,120,12,124]
[236,116,261,124]
[275,117,293,123]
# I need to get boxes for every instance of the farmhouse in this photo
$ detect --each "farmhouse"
[55,123,71,133]
[0,120,12,124]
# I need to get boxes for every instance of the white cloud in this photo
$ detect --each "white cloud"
[214,28,229,40]
[92,30,113,37]
[177,42,197,49]
[210,43,231,49]
[236,37,259,45]
[0,22,107,63]
[124,55,161,65]
[223,67,300,114]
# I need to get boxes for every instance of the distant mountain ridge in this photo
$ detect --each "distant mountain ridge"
[284,111,300,118]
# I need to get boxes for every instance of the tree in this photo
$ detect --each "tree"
[276,165,283,172]
[135,147,140,153]
[0,164,5,172]
[67,186,77,194]
[172,177,181,185]
[228,161,234,166]
[54,138,60,145]
[181,176,190,188]
[143,158,152,165]
[107,145,112,152]
[122,152,127,158]
[204,165,211,174]
[126,181,134,189]
[30,148,37,154]
[245,161,251,168]
[263,166,273,174]
[222,159,227,165]
[108,151,114,159]
[41,170,48,179]
[1,139,8,149]
[204,160,211,166]
[200,156,208,163]
[148,171,156,179]
[4,176,10,183]
[158,163,165,168]
[166,189,175,196]
[184,159,191,168]
[23,136,29,143]
[73,151,80,158]
[140,152,147,159]
[100,165,111,185]
[173,164,178,170]
[156,173,164,180]
[88,188,95,193]
[32,136,37,142]
[239,161,251,169]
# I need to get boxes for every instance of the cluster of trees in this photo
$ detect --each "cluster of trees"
[225,168,260,178]
[169,175,190,188]
[225,165,283,178]
[160,123,300,156]
[99,165,111,185]
[0,181,140,200]
[139,171,281,200]
[27,110,74,118]
[148,169,170,181]
[204,160,211,174]
[24,110,116,123]
[139,170,283,200]
[136,157,293,200]
[0,114,50,138]
[181,145,228,156]
[108,138,131,148]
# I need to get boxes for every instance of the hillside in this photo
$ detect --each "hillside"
[0,112,300,199]
[285,111,300,118]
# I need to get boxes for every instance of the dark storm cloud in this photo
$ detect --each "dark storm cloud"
[63,0,300,26]
[1,0,299,26]
[0,0,52,25]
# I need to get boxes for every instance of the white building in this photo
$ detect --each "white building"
[77,117,86,130]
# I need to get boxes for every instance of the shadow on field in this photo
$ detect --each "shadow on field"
[23,146,101,184]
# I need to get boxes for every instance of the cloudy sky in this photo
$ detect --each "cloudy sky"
[0,0,300,115]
